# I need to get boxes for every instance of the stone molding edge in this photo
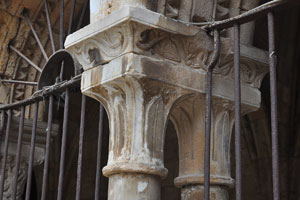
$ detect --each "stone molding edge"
[80,53,261,108]
[174,174,235,188]
[65,6,199,47]
[102,162,168,179]
[66,6,268,89]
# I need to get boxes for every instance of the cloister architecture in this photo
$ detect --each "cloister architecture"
[0,0,299,199]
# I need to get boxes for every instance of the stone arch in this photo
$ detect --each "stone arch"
[161,120,181,200]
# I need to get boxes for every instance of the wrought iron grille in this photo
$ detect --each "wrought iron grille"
[0,0,299,199]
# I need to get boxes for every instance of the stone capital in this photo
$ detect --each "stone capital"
[82,63,188,178]
[66,6,268,92]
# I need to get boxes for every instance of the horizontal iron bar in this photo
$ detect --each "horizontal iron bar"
[1,79,38,85]
[0,75,81,110]
[203,0,298,30]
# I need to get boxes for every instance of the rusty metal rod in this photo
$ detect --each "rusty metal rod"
[41,95,54,200]
[268,11,280,200]
[76,0,89,30]
[57,89,70,200]
[204,29,221,200]
[0,109,11,200]
[59,0,65,81]
[1,79,38,85]
[25,102,39,200]
[24,12,49,61]
[44,0,56,53]
[9,46,42,73]
[68,0,77,35]
[0,75,81,111]
[76,94,86,200]
[0,112,4,157]
[60,0,64,49]
[0,112,4,165]
[0,111,5,138]
[95,104,104,200]
[234,23,242,200]
[12,106,25,200]
[204,0,298,30]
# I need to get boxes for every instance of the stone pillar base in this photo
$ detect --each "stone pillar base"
[108,174,161,200]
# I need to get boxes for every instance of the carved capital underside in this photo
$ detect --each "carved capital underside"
[170,95,236,188]
[170,94,256,199]
[83,74,188,178]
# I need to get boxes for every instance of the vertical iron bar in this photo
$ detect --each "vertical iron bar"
[204,61,212,200]
[60,0,64,49]
[59,0,65,81]
[12,106,25,200]
[68,0,77,35]
[25,103,39,200]
[268,11,280,200]
[44,0,56,53]
[76,0,89,30]
[234,23,242,200]
[41,95,54,200]
[76,95,86,200]
[57,89,70,200]
[23,13,49,61]
[95,104,104,200]
[0,111,4,162]
[0,109,12,200]
[0,111,5,141]
[204,30,220,200]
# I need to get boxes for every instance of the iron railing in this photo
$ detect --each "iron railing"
[203,1,299,200]
[0,0,298,199]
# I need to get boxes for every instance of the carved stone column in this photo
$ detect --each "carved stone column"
[169,45,268,199]
[65,5,268,200]
[0,116,59,199]
[82,70,186,199]
[170,96,244,200]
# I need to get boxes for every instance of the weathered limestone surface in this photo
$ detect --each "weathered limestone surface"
[66,4,268,200]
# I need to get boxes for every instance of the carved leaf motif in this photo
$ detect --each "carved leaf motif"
[155,38,181,62]
[96,30,125,57]
[69,24,129,69]
[240,63,255,84]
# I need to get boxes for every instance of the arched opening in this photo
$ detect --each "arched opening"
[161,120,181,200]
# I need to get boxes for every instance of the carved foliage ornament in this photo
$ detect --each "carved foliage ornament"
[69,22,132,69]
[136,28,214,69]
[83,76,186,173]
[69,20,267,88]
